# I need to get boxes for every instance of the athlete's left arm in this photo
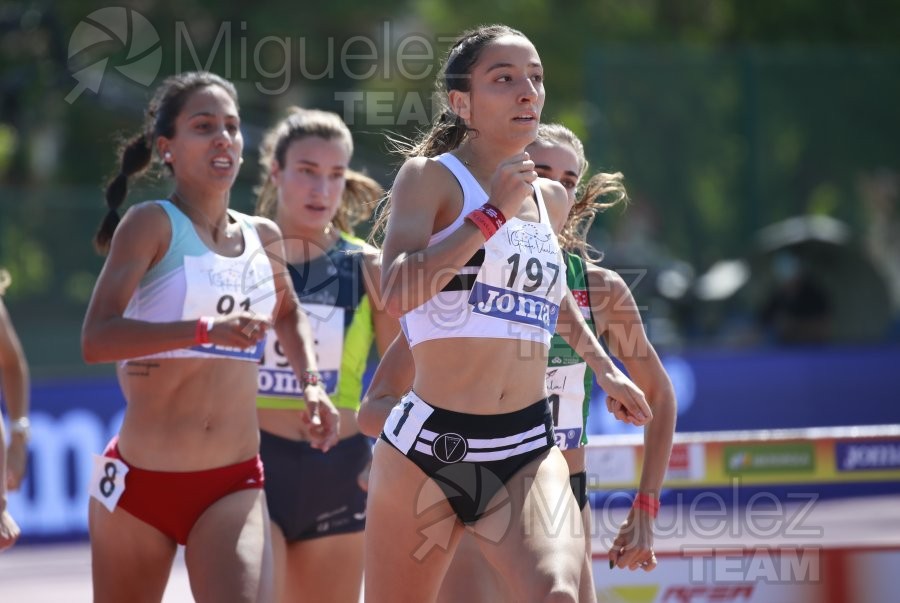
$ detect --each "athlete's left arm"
[542,180,653,426]
[590,266,675,493]
[253,217,339,451]
[590,265,676,571]
[361,247,401,357]
[358,333,414,438]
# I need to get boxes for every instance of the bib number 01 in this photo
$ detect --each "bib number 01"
[217,294,251,314]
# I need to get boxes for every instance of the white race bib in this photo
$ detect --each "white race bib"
[182,248,275,361]
[88,454,130,512]
[546,362,587,450]
[383,392,434,454]
[468,218,565,336]
[258,303,344,397]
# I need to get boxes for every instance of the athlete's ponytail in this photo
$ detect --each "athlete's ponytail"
[94,133,153,253]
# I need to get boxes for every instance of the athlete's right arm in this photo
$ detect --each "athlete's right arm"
[0,391,21,550]
[81,204,265,362]
[357,333,415,437]
[380,158,484,318]
[83,204,183,362]
[380,153,539,317]
[360,247,401,356]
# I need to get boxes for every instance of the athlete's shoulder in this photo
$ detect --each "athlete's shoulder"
[586,264,638,320]
[122,199,170,221]
[387,157,463,235]
[394,155,461,197]
[113,200,171,242]
[536,176,568,203]
[586,263,628,292]
[245,215,283,246]
[536,177,569,231]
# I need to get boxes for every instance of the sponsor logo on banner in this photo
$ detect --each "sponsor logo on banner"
[725,443,814,475]
[666,443,707,481]
[593,583,756,603]
[661,584,755,602]
[836,440,900,472]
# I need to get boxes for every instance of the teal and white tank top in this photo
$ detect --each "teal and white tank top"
[123,200,276,362]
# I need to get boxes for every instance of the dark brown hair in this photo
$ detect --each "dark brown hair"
[402,24,527,159]
[94,72,239,253]
[372,25,528,241]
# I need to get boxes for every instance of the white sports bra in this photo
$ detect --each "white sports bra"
[400,154,567,348]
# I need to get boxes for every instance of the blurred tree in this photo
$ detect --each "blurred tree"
[2,0,900,372]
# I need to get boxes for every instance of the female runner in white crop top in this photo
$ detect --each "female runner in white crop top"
[364,26,652,603]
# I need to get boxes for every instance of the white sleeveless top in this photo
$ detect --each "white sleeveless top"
[400,154,567,348]
[123,201,276,361]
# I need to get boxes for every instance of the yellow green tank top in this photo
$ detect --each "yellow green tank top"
[256,233,374,411]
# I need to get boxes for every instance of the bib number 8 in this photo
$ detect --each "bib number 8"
[99,462,118,497]
[89,454,130,512]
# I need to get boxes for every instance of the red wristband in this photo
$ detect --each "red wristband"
[194,316,212,345]
[300,370,321,388]
[633,493,660,518]
[465,203,507,240]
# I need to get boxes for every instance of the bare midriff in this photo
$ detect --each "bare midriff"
[410,336,549,414]
[115,357,261,470]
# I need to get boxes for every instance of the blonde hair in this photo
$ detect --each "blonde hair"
[534,123,628,260]
[256,107,383,235]
[0,269,10,296]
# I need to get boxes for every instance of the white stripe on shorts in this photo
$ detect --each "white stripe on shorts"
[413,434,549,463]
[467,424,548,450]
[463,437,549,462]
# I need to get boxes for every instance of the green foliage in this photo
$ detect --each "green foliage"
[3,0,900,369]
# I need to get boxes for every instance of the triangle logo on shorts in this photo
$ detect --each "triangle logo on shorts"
[443,436,462,458]
[432,432,467,464]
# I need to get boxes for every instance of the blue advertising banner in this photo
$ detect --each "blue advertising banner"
[589,345,900,436]
[5,345,900,542]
